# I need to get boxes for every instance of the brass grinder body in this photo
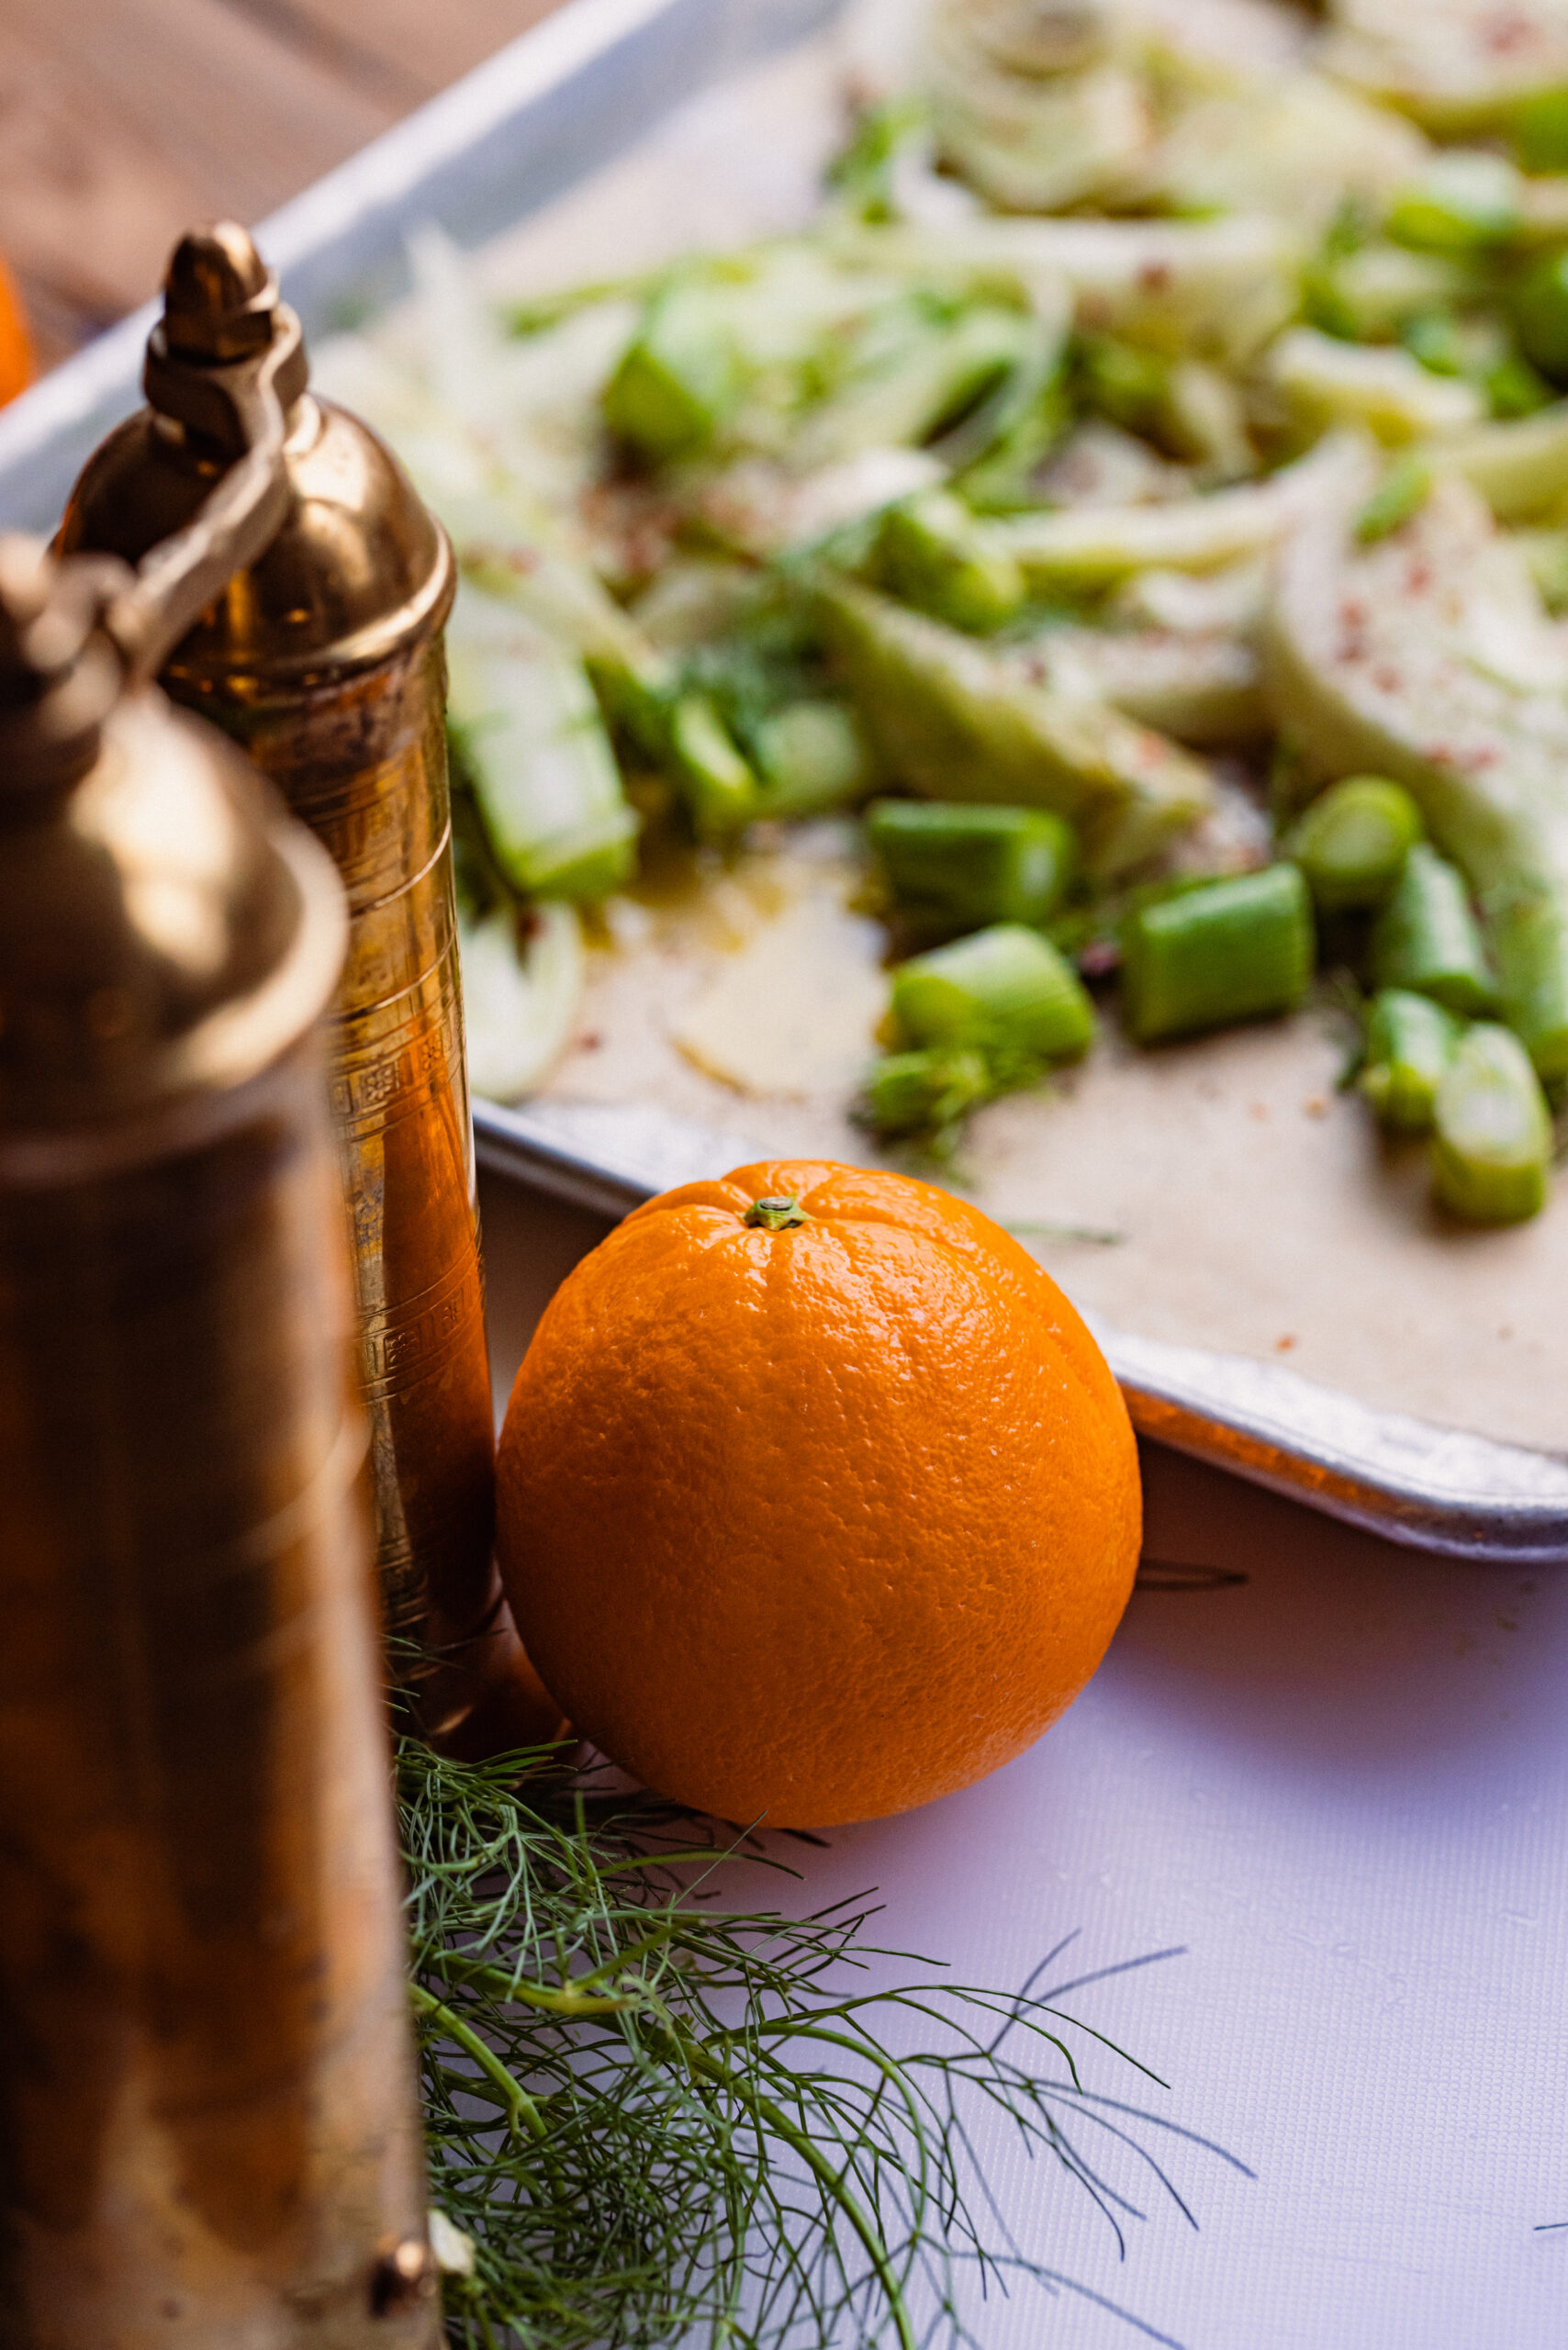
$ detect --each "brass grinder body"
[62,289,547,1748]
[0,642,437,2343]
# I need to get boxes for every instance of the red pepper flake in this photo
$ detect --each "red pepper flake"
[1138,260,1173,293]
[1483,9,1540,53]
[1274,1333,1298,1352]
[1372,666,1403,694]
[1405,560,1433,597]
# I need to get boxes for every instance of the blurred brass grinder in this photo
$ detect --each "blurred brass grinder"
[62,224,556,1751]
[0,513,436,2331]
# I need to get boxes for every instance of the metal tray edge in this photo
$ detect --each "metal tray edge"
[475,1101,1568,1564]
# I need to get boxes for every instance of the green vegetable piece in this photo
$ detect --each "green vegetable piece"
[868,799,1077,931]
[667,694,760,837]
[826,95,931,224]
[1386,153,1521,253]
[1491,883,1568,1079]
[1512,85,1568,173]
[1432,1023,1553,1224]
[446,605,641,902]
[859,1046,993,1139]
[1356,454,1432,544]
[1120,865,1315,1046]
[1369,843,1498,1016]
[752,700,873,820]
[1076,335,1170,437]
[1512,251,1568,381]
[1289,775,1425,911]
[1358,989,1463,1133]
[1518,525,1568,610]
[1485,351,1554,420]
[891,924,1096,1063]
[1400,310,1469,377]
[871,490,1026,635]
[816,578,1213,879]
[603,283,744,461]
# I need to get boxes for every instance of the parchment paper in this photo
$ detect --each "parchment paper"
[465,33,1568,1458]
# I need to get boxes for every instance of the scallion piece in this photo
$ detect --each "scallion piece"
[1358,989,1464,1134]
[1355,454,1432,544]
[1512,251,1568,382]
[891,924,1096,1063]
[1119,865,1315,1046]
[871,489,1026,635]
[1513,85,1568,173]
[1491,884,1568,1081]
[603,282,745,462]
[752,701,874,819]
[1369,843,1497,1016]
[868,800,1078,933]
[667,694,760,837]
[1385,153,1520,254]
[859,1046,993,1139]
[1289,775,1424,912]
[1432,1024,1553,1224]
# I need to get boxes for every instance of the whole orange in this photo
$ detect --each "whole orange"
[0,256,33,409]
[496,1160,1140,1828]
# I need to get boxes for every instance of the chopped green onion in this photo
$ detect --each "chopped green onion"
[1512,251,1568,381]
[1355,454,1432,544]
[1369,843,1497,1016]
[1385,153,1521,253]
[1288,775,1424,912]
[1119,865,1315,1046]
[858,1046,993,1139]
[1357,989,1464,1133]
[1490,884,1568,1080]
[752,700,874,819]
[667,694,760,837]
[868,800,1078,932]
[1511,85,1568,173]
[891,924,1096,1063]
[1432,1024,1553,1224]
[1517,526,1568,610]
[1485,351,1554,419]
[1400,310,1469,377]
[603,282,745,461]
[870,490,1026,635]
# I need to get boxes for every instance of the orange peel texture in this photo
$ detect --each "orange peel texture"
[497,1160,1141,1829]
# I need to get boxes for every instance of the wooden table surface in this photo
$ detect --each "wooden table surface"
[0,0,566,374]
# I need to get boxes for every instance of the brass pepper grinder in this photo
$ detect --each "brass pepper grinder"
[61,224,558,1752]
[0,522,436,2333]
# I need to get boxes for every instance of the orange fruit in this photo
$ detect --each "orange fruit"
[0,256,33,409]
[496,1159,1140,1829]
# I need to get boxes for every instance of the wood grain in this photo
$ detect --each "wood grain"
[0,0,566,371]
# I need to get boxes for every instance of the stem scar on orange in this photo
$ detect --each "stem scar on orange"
[496,1160,1141,1830]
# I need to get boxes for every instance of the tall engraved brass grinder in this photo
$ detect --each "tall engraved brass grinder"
[62,226,552,1751]
[0,297,436,2345]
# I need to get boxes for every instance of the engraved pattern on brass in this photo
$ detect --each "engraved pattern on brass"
[59,224,556,1748]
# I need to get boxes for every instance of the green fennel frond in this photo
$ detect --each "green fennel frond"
[398,1740,1248,2350]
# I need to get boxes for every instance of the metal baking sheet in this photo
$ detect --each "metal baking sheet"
[6,0,1566,1561]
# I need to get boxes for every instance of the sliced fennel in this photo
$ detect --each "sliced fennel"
[447,587,640,901]
[996,432,1365,586]
[460,901,586,1104]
